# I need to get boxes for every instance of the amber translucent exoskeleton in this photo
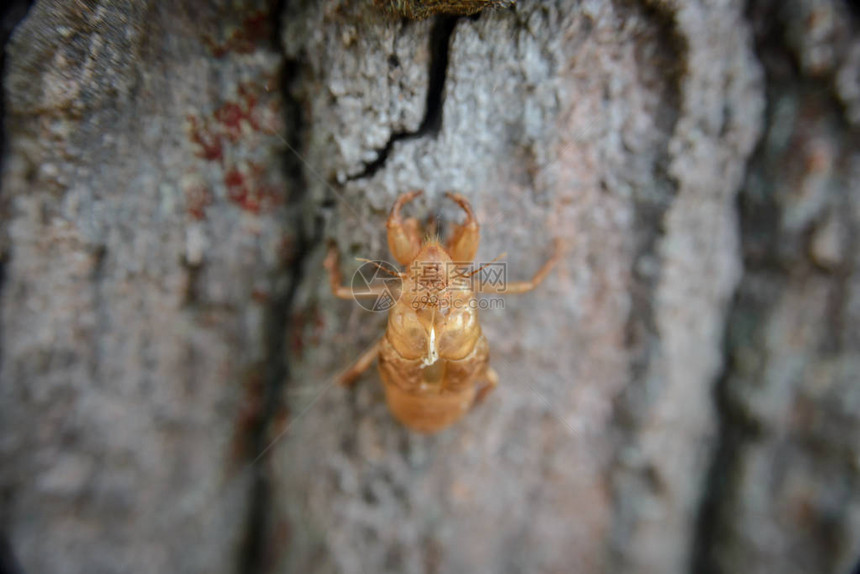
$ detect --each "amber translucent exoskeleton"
[324,191,559,433]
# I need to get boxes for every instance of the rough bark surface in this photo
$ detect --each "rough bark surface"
[275,1,762,573]
[0,2,296,573]
[0,1,856,574]
[698,2,860,574]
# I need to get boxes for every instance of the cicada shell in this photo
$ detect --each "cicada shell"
[325,191,559,433]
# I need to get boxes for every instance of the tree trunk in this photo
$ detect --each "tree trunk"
[0,1,857,574]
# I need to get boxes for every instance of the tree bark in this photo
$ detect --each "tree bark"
[0,2,295,573]
[0,1,857,574]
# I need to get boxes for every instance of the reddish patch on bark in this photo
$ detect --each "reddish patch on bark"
[277,234,297,266]
[225,168,244,190]
[230,370,266,463]
[224,163,284,215]
[203,10,270,58]
[289,313,306,359]
[185,183,213,220]
[185,80,285,219]
[288,305,324,360]
[214,102,245,141]
[269,405,290,441]
[239,83,283,136]
[313,312,325,341]
[188,80,283,161]
[251,289,269,303]
[187,115,224,162]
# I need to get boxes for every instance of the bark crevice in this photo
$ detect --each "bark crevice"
[237,3,309,573]
[606,0,685,566]
[348,14,458,181]
[0,3,32,573]
[691,1,860,572]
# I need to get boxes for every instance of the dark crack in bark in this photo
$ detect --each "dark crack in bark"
[692,1,860,572]
[0,533,22,574]
[88,244,109,386]
[606,0,685,568]
[0,3,32,572]
[348,14,458,181]
[238,3,309,573]
[0,0,33,321]
[0,0,31,167]
[611,0,685,430]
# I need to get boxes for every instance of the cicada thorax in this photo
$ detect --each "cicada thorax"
[388,241,482,361]
[386,288,481,354]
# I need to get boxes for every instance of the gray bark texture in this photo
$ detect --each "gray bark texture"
[0,1,857,574]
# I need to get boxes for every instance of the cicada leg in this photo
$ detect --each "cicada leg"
[444,191,480,263]
[472,366,499,407]
[477,238,562,295]
[338,339,381,387]
[324,243,400,300]
[387,190,424,266]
